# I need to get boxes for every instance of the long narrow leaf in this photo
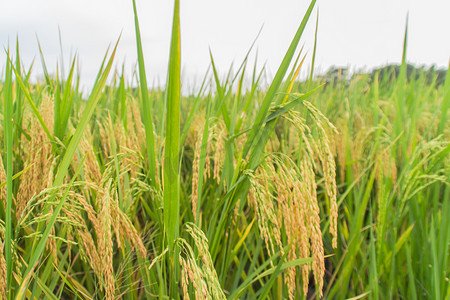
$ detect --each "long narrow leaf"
[164,0,181,252]
[242,0,316,159]
[4,48,14,300]
[132,0,157,187]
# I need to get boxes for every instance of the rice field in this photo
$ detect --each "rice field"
[1,0,449,299]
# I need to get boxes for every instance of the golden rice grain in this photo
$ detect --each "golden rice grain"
[178,223,226,299]
[0,238,6,299]
[0,158,6,208]
[98,181,115,299]
[212,122,226,183]
[191,134,201,220]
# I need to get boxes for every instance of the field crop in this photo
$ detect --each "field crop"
[0,0,449,299]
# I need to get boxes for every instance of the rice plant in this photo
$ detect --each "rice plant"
[0,0,448,299]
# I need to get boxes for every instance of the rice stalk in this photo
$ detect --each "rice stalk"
[177,223,226,300]
[191,132,201,220]
[17,95,54,219]
[98,180,115,299]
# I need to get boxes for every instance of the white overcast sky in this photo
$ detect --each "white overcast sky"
[0,0,449,91]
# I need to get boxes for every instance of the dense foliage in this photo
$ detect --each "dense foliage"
[0,0,448,299]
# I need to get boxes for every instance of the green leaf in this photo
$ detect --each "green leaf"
[241,0,317,159]
[164,0,181,252]
[4,47,14,300]
[132,0,157,187]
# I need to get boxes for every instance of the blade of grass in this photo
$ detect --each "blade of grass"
[430,218,440,300]
[4,48,14,300]
[132,0,157,187]
[164,0,181,252]
[0,165,33,190]
[36,37,52,86]
[308,8,319,90]
[241,0,316,159]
